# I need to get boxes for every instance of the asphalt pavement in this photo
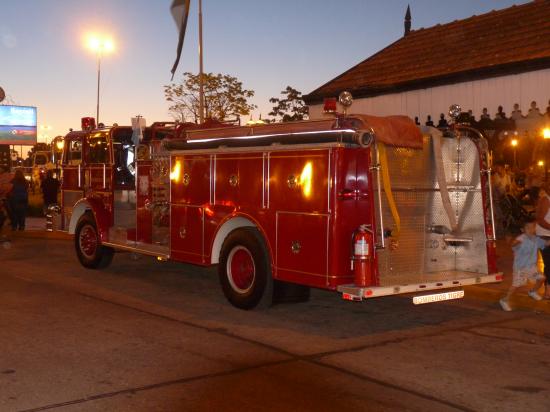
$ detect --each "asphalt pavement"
[13,217,550,315]
[2,223,550,411]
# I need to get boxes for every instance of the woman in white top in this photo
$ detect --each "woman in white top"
[535,185,550,299]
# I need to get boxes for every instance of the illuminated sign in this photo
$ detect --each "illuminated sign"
[0,105,37,145]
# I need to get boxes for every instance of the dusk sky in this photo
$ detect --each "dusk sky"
[2,0,527,144]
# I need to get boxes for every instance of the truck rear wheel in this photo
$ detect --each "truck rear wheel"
[75,212,114,269]
[218,228,273,310]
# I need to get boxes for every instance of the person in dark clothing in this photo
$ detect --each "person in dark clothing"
[437,113,448,129]
[0,166,14,232]
[7,169,29,231]
[41,170,60,214]
[495,106,507,120]
[425,115,434,127]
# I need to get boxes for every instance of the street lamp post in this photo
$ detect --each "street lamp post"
[87,35,114,125]
[511,138,518,168]
[39,124,52,145]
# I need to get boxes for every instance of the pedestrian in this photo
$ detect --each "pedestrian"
[425,115,434,127]
[495,105,507,120]
[0,166,14,232]
[7,169,29,231]
[437,113,448,129]
[536,184,550,299]
[500,216,548,311]
[41,170,60,215]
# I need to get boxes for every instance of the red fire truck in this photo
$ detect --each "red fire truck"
[57,105,501,309]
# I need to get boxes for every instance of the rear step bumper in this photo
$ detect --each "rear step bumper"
[337,273,503,301]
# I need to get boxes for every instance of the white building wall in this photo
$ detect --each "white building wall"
[308,68,550,122]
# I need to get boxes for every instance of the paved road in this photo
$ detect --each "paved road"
[1,236,550,411]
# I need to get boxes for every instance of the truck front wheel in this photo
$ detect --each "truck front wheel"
[75,212,114,269]
[218,228,273,310]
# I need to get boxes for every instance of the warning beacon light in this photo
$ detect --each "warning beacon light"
[81,117,96,131]
[323,97,337,113]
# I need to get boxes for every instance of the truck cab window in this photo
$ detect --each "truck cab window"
[63,139,82,166]
[113,128,135,188]
[87,133,109,164]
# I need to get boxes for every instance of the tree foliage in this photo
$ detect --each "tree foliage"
[164,72,256,122]
[269,86,309,122]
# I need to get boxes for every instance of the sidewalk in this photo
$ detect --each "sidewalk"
[2,217,71,240]
[5,220,550,314]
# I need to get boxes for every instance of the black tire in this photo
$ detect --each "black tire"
[75,212,114,269]
[218,227,273,310]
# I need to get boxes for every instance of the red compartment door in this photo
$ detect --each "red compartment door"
[276,212,329,288]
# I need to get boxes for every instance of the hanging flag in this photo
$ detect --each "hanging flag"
[170,0,191,80]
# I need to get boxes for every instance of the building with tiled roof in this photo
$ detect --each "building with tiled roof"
[304,0,550,124]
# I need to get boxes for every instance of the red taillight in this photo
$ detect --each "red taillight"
[342,293,362,301]
[364,289,373,297]
[323,97,337,113]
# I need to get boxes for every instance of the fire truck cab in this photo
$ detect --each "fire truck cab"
[59,107,501,309]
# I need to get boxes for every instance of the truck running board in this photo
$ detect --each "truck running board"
[103,241,170,260]
[337,273,503,301]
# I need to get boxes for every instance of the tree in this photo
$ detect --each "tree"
[164,72,256,123]
[268,86,309,122]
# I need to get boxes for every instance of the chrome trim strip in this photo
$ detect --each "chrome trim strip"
[275,211,279,277]
[187,128,357,144]
[213,154,217,204]
[102,241,170,259]
[267,152,271,209]
[209,155,214,205]
[133,161,138,248]
[78,164,81,187]
[327,148,332,213]
[275,211,330,217]
[262,152,265,209]
[326,214,330,287]
[169,142,352,156]
[373,144,385,249]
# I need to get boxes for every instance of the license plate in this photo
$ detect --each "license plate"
[413,290,464,305]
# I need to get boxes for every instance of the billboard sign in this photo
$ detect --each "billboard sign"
[0,105,37,145]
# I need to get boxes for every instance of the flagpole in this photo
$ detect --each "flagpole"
[198,0,204,124]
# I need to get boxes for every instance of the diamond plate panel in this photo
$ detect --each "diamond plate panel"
[374,134,488,286]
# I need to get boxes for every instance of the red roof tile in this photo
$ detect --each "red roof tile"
[304,1,550,104]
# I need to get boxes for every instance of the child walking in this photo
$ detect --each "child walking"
[500,217,547,311]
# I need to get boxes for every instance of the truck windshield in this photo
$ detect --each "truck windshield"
[87,133,109,164]
[34,154,49,165]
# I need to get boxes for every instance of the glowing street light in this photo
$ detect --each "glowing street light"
[542,128,550,181]
[85,34,115,125]
[511,138,518,167]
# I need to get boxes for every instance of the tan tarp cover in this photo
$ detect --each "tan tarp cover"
[352,114,423,149]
